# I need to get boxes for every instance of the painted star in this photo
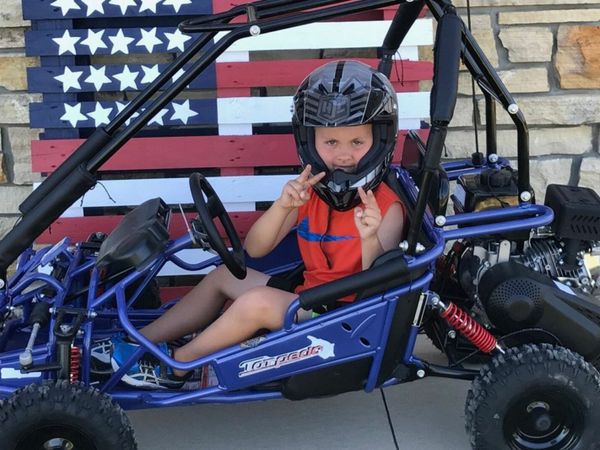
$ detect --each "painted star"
[52,29,81,55]
[164,29,191,52]
[54,66,83,92]
[85,66,111,91]
[60,103,88,128]
[80,0,106,15]
[51,0,81,16]
[163,0,191,13]
[137,28,163,53]
[116,102,140,126]
[141,64,160,84]
[109,0,136,15]
[170,100,198,124]
[113,65,139,90]
[148,108,169,126]
[139,0,162,13]
[80,29,107,55]
[109,29,135,54]
[87,103,113,126]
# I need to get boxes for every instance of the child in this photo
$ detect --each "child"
[94,60,406,389]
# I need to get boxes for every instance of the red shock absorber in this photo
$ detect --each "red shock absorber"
[70,345,81,383]
[440,302,498,353]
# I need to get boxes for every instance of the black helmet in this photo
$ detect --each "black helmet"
[292,60,398,211]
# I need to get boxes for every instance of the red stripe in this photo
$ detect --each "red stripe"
[211,1,399,17]
[38,211,263,244]
[215,59,431,91]
[32,131,422,173]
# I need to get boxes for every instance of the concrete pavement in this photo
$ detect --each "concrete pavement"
[129,338,473,449]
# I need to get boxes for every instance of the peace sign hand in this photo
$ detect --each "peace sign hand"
[354,187,382,240]
[278,164,326,210]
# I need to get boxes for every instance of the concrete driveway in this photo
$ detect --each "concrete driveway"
[129,338,473,449]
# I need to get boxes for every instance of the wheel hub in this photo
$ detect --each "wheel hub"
[43,438,75,450]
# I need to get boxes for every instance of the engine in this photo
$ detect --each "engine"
[459,235,600,299]
[440,184,600,360]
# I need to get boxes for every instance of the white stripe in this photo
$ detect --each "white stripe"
[38,174,294,215]
[216,92,430,126]
[217,19,432,52]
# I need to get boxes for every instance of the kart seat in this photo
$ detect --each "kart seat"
[96,198,171,273]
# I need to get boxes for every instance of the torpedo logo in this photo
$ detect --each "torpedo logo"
[238,336,335,378]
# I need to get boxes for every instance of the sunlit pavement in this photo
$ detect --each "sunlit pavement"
[129,337,473,450]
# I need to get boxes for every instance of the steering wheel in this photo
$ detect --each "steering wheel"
[189,173,247,279]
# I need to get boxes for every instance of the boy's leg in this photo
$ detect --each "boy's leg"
[172,286,297,376]
[139,266,270,343]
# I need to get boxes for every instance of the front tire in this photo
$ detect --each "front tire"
[465,343,600,450]
[0,380,137,450]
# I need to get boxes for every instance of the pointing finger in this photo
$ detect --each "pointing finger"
[357,186,369,204]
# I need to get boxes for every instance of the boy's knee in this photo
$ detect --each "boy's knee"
[234,288,277,324]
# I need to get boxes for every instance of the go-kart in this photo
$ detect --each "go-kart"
[1,0,600,449]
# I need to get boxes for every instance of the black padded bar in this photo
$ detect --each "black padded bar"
[429,5,462,125]
[298,256,409,310]
[0,165,96,274]
[19,127,110,215]
[377,0,424,77]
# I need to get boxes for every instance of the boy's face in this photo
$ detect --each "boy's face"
[314,124,373,172]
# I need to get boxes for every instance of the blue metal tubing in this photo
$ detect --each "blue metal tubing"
[10,274,65,298]
[111,389,283,407]
[442,204,554,240]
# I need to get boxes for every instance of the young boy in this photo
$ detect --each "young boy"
[95,60,406,389]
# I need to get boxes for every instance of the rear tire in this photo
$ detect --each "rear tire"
[465,343,600,450]
[0,380,137,450]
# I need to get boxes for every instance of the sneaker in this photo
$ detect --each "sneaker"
[111,342,187,390]
[90,334,137,375]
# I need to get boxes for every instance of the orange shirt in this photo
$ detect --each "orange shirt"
[295,183,401,302]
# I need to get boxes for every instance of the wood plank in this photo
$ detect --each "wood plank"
[23,0,210,20]
[28,92,430,130]
[38,211,263,244]
[28,58,431,94]
[32,131,424,173]
[52,174,294,213]
[25,20,431,57]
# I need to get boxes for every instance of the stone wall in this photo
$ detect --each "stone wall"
[0,0,598,241]
[448,0,600,197]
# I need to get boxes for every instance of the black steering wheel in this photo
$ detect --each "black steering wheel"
[189,173,247,279]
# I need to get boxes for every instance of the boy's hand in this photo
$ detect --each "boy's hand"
[278,164,326,210]
[354,187,382,240]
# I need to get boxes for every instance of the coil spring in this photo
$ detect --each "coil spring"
[440,302,497,353]
[70,346,81,383]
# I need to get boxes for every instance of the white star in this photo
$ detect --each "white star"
[171,68,185,83]
[87,103,113,126]
[80,0,105,15]
[116,102,140,125]
[139,0,162,13]
[141,64,160,84]
[51,0,80,16]
[80,29,107,55]
[85,66,111,91]
[113,65,139,90]
[54,66,83,92]
[148,108,169,126]
[137,28,163,53]
[108,29,134,54]
[170,100,198,124]
[109,0,136,15]
[163,0,191,13]
[60,103,88,128]
[164,29,191,52]
[52,29,81,55]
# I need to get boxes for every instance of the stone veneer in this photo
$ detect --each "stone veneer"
[0,0,599,241]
